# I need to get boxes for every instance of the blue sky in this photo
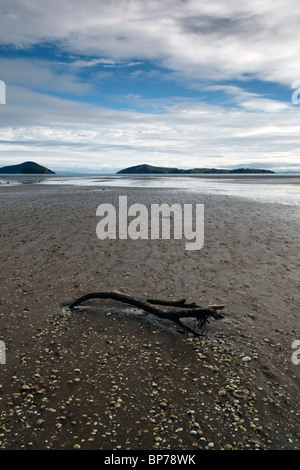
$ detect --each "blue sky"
[0,0,300,172]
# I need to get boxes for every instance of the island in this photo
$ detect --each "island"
[0,161,55,174]
[117,164,275,175]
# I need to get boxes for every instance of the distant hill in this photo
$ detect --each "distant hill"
[117,164,275,175]
[0,161,55,174]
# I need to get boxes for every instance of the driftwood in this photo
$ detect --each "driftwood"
[68,290,225,336]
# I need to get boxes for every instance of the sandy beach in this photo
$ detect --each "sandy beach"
[0,183,299,450]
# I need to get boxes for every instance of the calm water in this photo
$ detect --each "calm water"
[1,173,300,206]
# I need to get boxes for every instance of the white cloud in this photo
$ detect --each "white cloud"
[1,85,300,171]
[0,0,300,85]
[1,1,300,171]
[0,58,94,96]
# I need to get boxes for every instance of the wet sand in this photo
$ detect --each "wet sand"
[0,183,299,450]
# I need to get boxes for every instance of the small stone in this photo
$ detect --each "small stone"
[224,444,233,450]
[242,356,251,362]
[20,384,30,392]
[250,439,261,446]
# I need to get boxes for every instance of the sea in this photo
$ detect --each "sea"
[1,173,300,206]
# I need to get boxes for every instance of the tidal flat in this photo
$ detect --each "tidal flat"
[0,183,299,450]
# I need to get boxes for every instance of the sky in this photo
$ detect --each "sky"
[0,0,300,172]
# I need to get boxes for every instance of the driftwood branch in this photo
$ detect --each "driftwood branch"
[68,290,225,336]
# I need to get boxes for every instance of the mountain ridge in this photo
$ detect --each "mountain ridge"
[0,161,55,174]
[117,164,275,174]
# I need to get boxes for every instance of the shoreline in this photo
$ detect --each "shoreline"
[0,184,299,450]
[1,173,299,208]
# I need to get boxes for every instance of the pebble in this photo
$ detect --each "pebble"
[175,428,183,433]
[242,356,251,362]
[0,298,296,452]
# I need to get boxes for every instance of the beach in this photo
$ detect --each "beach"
[0,183,299,450]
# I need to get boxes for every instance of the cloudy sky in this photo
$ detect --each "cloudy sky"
[0,0,300,172]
